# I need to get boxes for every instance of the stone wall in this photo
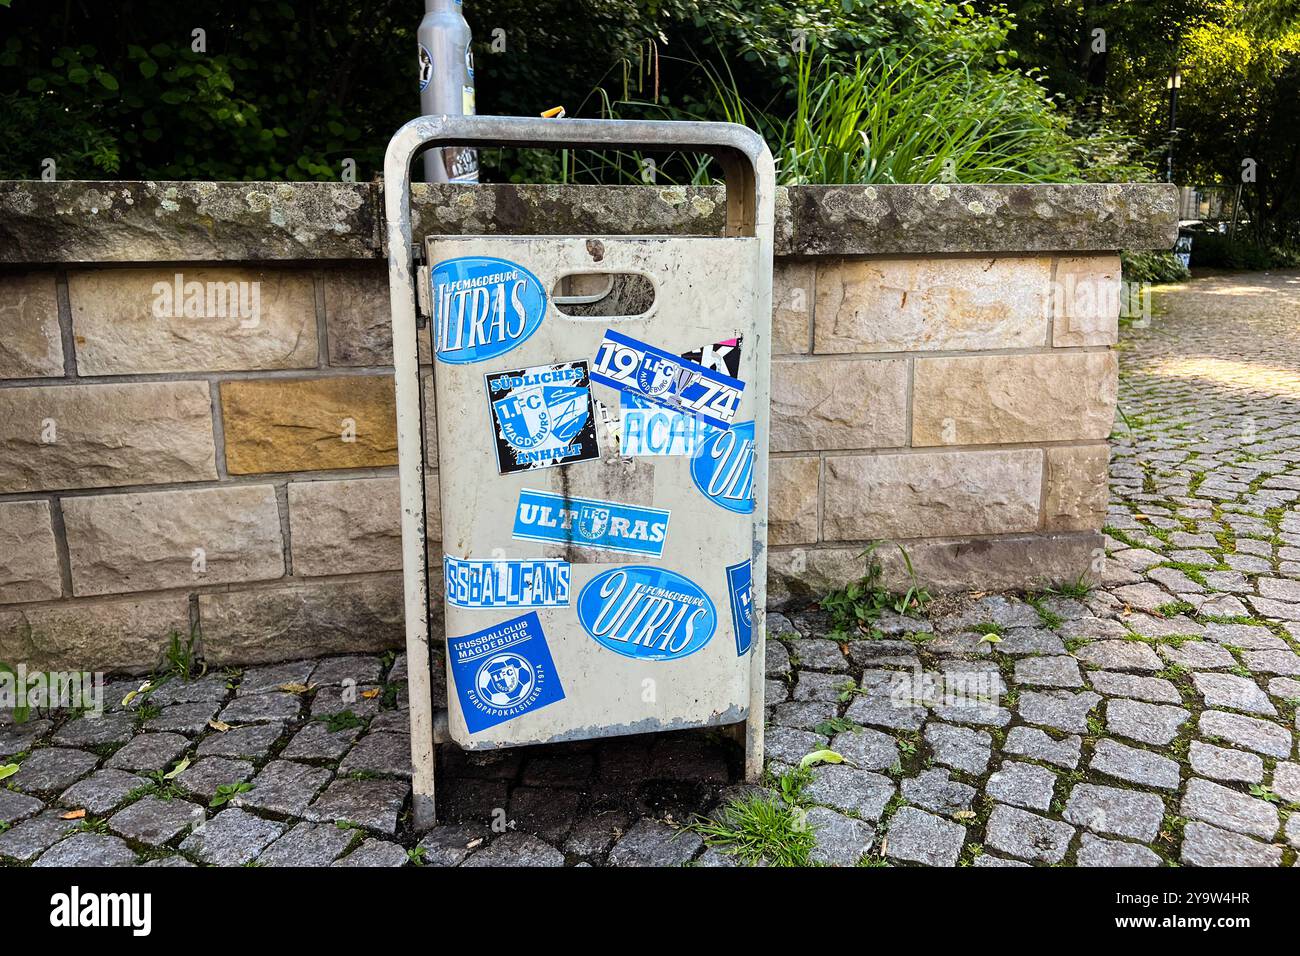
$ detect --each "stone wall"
[0,180,1176,672]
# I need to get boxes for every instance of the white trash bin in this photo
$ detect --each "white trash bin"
[384,116,775,827]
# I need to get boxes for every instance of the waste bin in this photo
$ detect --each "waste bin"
[384,116,775,827]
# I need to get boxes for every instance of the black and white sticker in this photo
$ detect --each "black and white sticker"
[485,361,600,474]
[681,335,742,379]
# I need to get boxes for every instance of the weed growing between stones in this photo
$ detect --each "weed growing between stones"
[693,768,816,866]
[156,626,206,684]
[820,542,930,640]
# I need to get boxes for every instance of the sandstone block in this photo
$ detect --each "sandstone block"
[198,576,409,665]
[63,485,284,596]
[813,257,1051,353]
[823,449,1042,540]
[421,371,439,467]
[1053,256,1121,347]
[220,375,397,474]
[769,456,819,546]
[912,352,1118,446]
[325,265,391,366]
[0,500,62,604]
[0,382,217,493]
[69,267,318,374]
[772,260,813,354]
[0,594,191,674]
[324,265,432,366]
[289,477,400,576]
[771,358,907,452]
[1044,444,1110,532]
[0,272,63,379]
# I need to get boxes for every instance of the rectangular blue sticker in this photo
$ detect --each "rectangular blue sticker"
[620,394,718,457]
[513,489,669,557]
[590,329,744,430]
[444,556,571,609]
[447,611,565,733]
[726,559,754,655]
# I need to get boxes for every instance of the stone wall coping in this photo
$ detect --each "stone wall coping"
[0,180,1177,264]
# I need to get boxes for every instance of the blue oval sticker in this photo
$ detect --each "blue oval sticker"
[431,256,546,364]
[577,566,717,661]
[691,420,756,514]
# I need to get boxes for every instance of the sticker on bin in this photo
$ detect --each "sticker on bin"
[681,335,742,379]
[691,420,756,513]
[485,361,599,474]
[513,489,668,557]
[444,556,571,609]
[620,394,718,457]
[577,566,717,661]
[432,256,546,364]
[448,611,565,733]
[590,329,744,430]
[726,559,755,655]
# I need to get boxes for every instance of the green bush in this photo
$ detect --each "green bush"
[1120,251,1190,284]
[773,50,1146,185]
[0,0,1152,185]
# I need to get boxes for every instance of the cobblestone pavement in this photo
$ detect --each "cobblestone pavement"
[3,271,1300,867]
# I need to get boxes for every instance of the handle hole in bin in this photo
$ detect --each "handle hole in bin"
[551,271,655,318]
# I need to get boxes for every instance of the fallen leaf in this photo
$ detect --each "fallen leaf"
[121,680,152,708]
[277,682,312,695]
[0,764,19,781]
[60,809,87,820]
[977,633,1002,644]
[163,756,191,779]
[1134,513,1150,521]
[799,749,844,769]
[361,688,382,699]
[466,838,484,850]
[953,810,976,821]
[208,719,231,732]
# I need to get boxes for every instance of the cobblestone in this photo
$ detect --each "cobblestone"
[884,807,965,867]
[1089,739,1181,791]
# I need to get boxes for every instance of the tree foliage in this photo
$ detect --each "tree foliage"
[0,0,1247,192]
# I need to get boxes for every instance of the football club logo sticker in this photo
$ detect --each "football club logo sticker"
[691,420,756,513]
[726,559,754,655]
[590,329,744,430]
[513,489,669,557]
[485,362,599,474]
[447,611,565,733]
[432,256,546,364]
[443,556,571,609]
[577,566,717,661]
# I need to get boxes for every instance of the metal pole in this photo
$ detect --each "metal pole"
[418,0,478,183]
[1166,67,1181,184]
